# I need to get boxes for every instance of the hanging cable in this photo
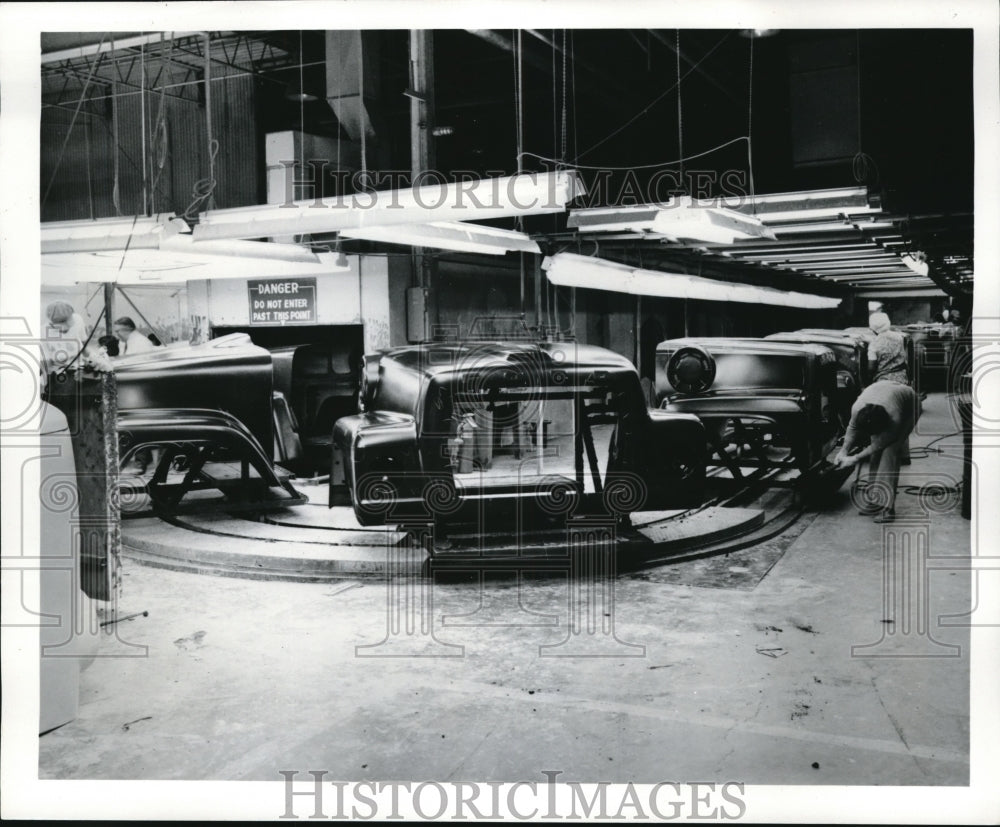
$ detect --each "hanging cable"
[294,31,307,243]
[84,284,103,313]
[112,66,121,215]
[513,29,524,174]
[856,30,863,155]
[561,29,568,162]
[116,284,166,343]
[336,92,342,194]
[181,33,219,220]
[300,31,306,207]
[42,33,108,211]
[118,215,139,272]
[335,34,342,197]
[513,30,526,320]
[181,142,218,221]
[851,31,879,187]
[570,31,578,164]
[676,29,684,187]
[550,30,559,232]
[576,30,732,160]
[521,135,749,171]
[148,32,175,214]
[140,39,149,216]
[551,30,557,165]
[359,33,368,183]
[84,98,94,219]
[747,33,756,214]
[204,32,216,211]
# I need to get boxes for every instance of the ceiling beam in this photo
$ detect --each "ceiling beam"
[41,31,205,65]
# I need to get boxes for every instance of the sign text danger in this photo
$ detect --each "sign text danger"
[248,277,317,325]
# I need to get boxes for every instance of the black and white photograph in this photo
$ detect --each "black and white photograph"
[1,1,998,822]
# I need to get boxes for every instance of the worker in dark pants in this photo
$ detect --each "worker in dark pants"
[866,310,913,465]
[833,380,921,523]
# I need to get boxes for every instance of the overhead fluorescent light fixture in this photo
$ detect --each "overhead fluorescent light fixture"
[41,214,322,263]
[569,196,776,245]
[41,248,349,287]
[40,214,178,255]
[542,252,840,309]
[543,252,636,292]
[339,221,540,256]
[709,187,885,230]
[41,215,343,287]
[726,186,871,209]
[655,198,778,244]
[193,171,586,242]
[160,220,322,264]
[767,218,898,236]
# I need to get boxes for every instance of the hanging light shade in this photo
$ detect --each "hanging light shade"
[651,198,778,244]
[340,221,540,256]
[542,252,841,309]
[284,82,318,103]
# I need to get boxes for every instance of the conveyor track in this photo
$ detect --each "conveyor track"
[138,461,831,574]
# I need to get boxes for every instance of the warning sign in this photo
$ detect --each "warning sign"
[248,277,317,325]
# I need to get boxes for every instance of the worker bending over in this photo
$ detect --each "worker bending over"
[834,380,921,523]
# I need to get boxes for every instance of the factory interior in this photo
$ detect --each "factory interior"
[1,6,998,823]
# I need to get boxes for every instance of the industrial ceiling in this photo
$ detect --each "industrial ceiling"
[40,29,974,301]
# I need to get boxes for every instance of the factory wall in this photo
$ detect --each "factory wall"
[432,258,531,340]
[188,254,390,353]
[43,253,842,368]
[878,298,939,325]
[410,256,843,371]
[41,71,261,222]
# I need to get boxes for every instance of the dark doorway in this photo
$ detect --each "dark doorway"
[213,324,364,473]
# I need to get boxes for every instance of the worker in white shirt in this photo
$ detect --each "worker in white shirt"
[113,316,156,356]
[43,301,94,371]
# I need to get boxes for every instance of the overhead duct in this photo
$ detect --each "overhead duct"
[325,30,379,144]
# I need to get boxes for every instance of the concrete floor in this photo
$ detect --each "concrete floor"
[38,393,972,786]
